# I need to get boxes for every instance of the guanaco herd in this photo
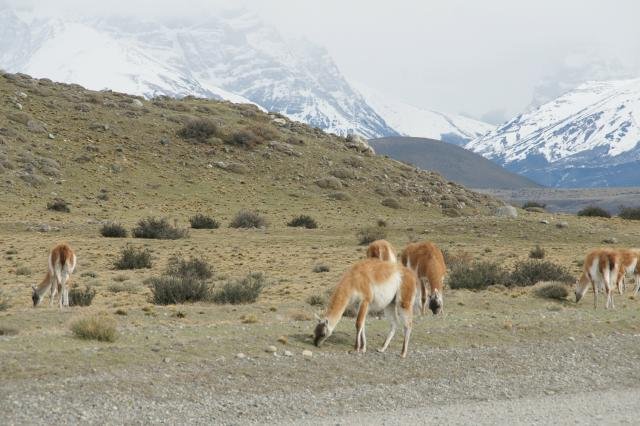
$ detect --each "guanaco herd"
[31,242,640,358]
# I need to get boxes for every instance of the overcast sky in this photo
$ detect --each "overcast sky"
[7,0,640,123]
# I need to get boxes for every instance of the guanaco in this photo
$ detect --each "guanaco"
[575,248,617,309]
[314,259,416,357]
[32,243,76,308]
[401,241,446,315]
[366,239,397,263]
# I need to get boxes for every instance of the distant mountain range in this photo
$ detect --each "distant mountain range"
[370,137,540,189]
[466,77,640,187]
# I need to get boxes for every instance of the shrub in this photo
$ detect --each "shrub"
[47,198,70,212]
[522,201,546,209]
[287,215,318,229]
[377,218,388,227]
[535,282,570,300]
[448,261,508,290]
[315,176,342,190]
[381,197,401,209]
[619,206,640,220]
[70,315,117,342]
[577,206,611,218]
[165,256,213,281]
[68,287,96,307]
[132,217,188,239]
[100,222,128,238]
[225,129,263,149]
[509,260,573,287]
[212,272,265,304]
[529,245,546,259]
[312,264,330,273]
[229,210,266,229]
[149,276,211,305]
[189,214,219,229]
[306,294,325,306]
[15,266,32,276]
[178,118,219,142]
[114,246,152,270]
[357,226,387,245]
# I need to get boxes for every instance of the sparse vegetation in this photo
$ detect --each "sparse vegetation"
[100,222,128,238]
[70,315,117,342]
[381,197,401,209]
[306,294,325,306]
[212,272,265,304]
[165,256,213,281]
[15,266,32,276]
[357,225,387,245]
[327,191,351,201]
[178,117,219,142]
[114,246,152,270]
[229,210,267,229]
[132,217,188,239]
[287,215,318,229]
[448,261,508,290]
[442,249,473,269]
[0,291,9,311]
[312,264,330,273]
[68,286,96,307]
[189,214,220,229]
[149,275,212,305]
[108,282,140,294]
[315,176,342,190]
[529,245,546,259]
[577,206,611,218]
[509,260,573,287]
[619,206,640,220]
[224,124,278,149]
[535,282,570,300]
[47,198,70,212]
[522,201,546,209]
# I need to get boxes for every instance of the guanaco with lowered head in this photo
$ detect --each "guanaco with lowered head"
[401,241,446,315]
[32,243,76,308]
[575,248,617,309]
[314,259,417,357]
[366,239,397,263]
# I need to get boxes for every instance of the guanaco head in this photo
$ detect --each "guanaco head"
[428,290,443,315]
[31,285,42,307]
[575,272,590,303]
[313,319,331,347]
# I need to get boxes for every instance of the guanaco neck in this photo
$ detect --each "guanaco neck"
[324,282,353,331]
[35,271,53,296]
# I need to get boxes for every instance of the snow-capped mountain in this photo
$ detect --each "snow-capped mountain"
[466,78,640,187]
[0,8,396,138]
[357,84,494,145]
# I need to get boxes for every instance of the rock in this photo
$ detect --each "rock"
[265,345,277,353]
[302,350,313,358]
[603,237,618,244]
[556,221,569,229]
[277,335,288,345]
[236,352,246,359]
[345,134,375,156]
[17,91,28,99]
[160,137,170,145]
[539,219,549,224]
[131,99,144,108]
[568,336,575,342]
[26,119,47,133]
[15,102,22,110]
[163,357,170,363]
[494,206,517,218]
[48,133,55,140]
[284,350,293,357]
[272,117,287,126]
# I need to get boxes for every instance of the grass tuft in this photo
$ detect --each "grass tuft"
[70,315,117,342]
[529,245,546,259]
[189,214,220,229]
[100,222,128,238]
[114,246,152,270]
[165,256,213,281]
[47,198,70,212]
[287,215,318,229]
[68,287,96,307]
[535,282,570,300]
[229,210,266,229]
[132,217,188,240]
[212,272,265,304]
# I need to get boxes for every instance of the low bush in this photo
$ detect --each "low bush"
[509,260,573,287]
[212,272,265,304]
[165,256,213,281]
[229,210,266,229]
[114,246,152,270]
[448,261,508,290]
[15,266,32,276]
[100,222,128,238]
[522,201,546,209]
[47,198,70,212]
[68,286,96,307]
[357,226,387,246]
[619,206,640,220]
[178,118,219,142]
[70,315,117,342]
[189,214,219,229]
[287,215,318,229]
[149,275,212,305]
[529,245,546,259]
[381,197,401,209]
[312,264,330,273]
[577,206,611,218]
[535,282,570,300]
[225,128,266,149]
[132,217,188,239]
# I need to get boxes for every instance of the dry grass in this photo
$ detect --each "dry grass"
[70,315,117,342]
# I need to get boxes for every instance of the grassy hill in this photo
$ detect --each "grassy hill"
[370,136,542,189]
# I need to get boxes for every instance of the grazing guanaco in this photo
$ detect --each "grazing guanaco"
[401,241,446,315]
[366,239,397,263]
[32,243,76,308]
[613,248,640,296]
[575,248,617,309]
[313,259,416,357]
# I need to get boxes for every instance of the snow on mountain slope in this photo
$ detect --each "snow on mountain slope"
[357,84,494,145]
[0,8,396,138]
[466,78,640,187]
